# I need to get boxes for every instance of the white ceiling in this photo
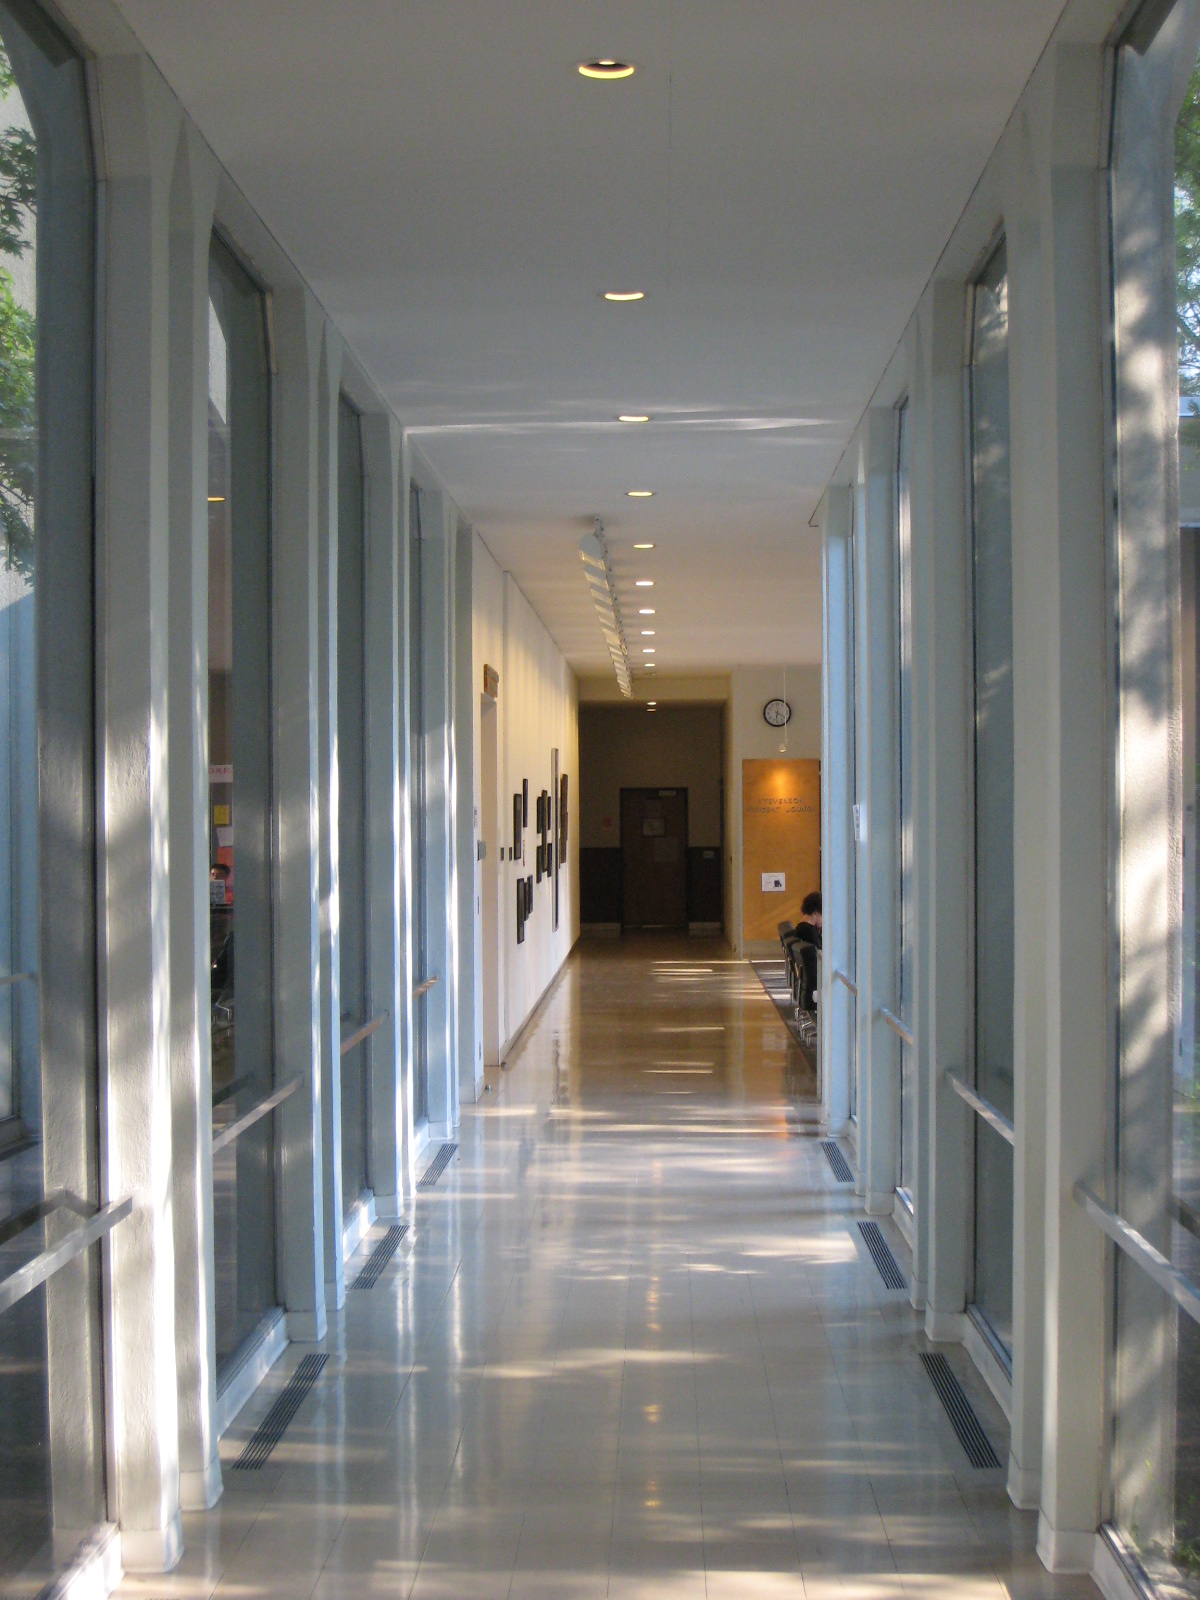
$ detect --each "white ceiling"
[116,0,1066,677]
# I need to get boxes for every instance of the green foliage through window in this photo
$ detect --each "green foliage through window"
[0,37,34,576]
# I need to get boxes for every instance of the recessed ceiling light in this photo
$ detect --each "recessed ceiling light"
[643,647,655,654]
[628,491,654,498]
[633,542,654,549]
[647,701,657,707]
[635,579,654,588]
[641,630,655,636]
[639,607,655,615]
[618,414,650,423]
[579,59,635,80]
[645,661,656,668]
[208,495,225,503]
[605,291,645,303]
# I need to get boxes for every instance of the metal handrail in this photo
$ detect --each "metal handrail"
[1075,1181,1200,1328]
[211,1078,300,1155]
[413,976,438,999]
[340,1013,387,1058]
[0,1193,134,1317]
[832,969,858,997]
[945,1070,1015,1146]
[879,1007,915,1048]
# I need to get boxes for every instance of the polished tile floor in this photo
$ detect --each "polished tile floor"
[122,935,1098,1600]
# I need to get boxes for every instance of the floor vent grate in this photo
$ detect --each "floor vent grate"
[349,1223,408,1290]
[820,1140,853,1182]
[920,1352,1002,1469]
[418,1142,458,1189]
[857,1220,906,1290]
[233,1352,327,1470]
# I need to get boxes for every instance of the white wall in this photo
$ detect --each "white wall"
[472,535,579,1064]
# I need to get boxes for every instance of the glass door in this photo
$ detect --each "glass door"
[337,396,369,1209]
[207,234,278,1376]
[968,239,1016,1360]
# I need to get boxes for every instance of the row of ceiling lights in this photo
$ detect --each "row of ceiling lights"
[579,54,661,703]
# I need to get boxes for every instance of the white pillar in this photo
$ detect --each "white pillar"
[854,410,899,1217]
[455,516,481,1105]
[361,411,409,1215]
[271,286,327,1344]
[92,52,184,1573]
[165,123,221,1514]
[819,487,853,1136]
[316,327,346,1307]
[1035,43,1112,1571]
[918,281,973,1344]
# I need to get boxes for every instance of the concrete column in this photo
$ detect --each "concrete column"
[165,124,221,1513]
[1035,44,1115,1571]
[315,327,346,1307]
[92,52,184,1573]
[819,487,853,1136]
[271,285,327,1344]
[361,412,407,1216]
[919,280,973,1344]
[854,410,900,1216]
[455,516,480,1106]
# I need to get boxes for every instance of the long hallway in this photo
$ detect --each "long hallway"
[123,939,1097,1600]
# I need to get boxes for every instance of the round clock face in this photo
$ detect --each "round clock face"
[763,698,792,728]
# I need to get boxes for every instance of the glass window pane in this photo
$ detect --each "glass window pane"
[848,508,858,1123]
[409,482,428,1126]
[970,239,1015,1354]
[896,401,916,1199]
[208,235,277,1374]
[338,396,368,1208]
[0,7,104,1588]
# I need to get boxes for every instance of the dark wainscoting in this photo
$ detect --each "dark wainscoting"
[580,847,622,924]
[582,845,723,927]
[687,847,723,925]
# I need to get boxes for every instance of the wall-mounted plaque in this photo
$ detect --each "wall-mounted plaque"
[483,663,499,698]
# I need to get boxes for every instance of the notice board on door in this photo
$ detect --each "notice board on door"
[742,759,821,944]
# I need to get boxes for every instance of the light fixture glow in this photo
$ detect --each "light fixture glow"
[639,607,655,615]
[627,492,653,499]
[647,701,657,707]
[633,541,654,549]
[645,661,656,668]
[579,59,636,79]
[579,520,632,698]
[641,630,655,636]
[643,647,655,654]
[635,579,654,587]
[618,414,650,423]
[605,291,645,302]
[208,495,225,503]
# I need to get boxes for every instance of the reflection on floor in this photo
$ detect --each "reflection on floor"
[118,934,1098,1600]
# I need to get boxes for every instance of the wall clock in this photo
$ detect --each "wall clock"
[763,698,792,728]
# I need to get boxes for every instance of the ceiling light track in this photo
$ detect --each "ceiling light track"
[579,518,632,698]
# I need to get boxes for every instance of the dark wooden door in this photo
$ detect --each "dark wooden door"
[621,788,688,928]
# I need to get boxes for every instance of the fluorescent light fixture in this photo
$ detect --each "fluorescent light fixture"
[639,607,655,615]
[641,630,655,636]
[208,495,225,503]
[627,491,653,498]
[579,59,635,79]
[647,701,657,707]
[633,541,654,548]
[605,291,645,302]
[635,579,654,587]
[618,414,650,423]
[579,520,632,698]
[642,647,655,654]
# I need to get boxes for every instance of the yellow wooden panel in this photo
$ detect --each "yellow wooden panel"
[741,758,821,943]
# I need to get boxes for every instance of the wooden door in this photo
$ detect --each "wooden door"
[620,788,688,928]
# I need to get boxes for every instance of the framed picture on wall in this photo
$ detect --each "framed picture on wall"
[522,779,529,827]
[513,793,522,860]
